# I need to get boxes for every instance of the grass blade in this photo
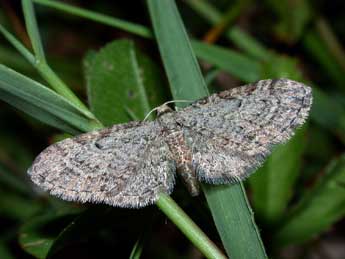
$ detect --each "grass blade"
[19,212,78,259]
[0,24,97,118]
[273,155,345,247]
[249,127,307,224]
[30,0,267,69]
[147,0,267,258]
[0,242,14,259]
[202,0,250,43]
[185,0,272,61]
[129,238,143,259]
[315,17,345,72]
[33,0,152,38]
[0,24,35,64]
[156,193,226,259]
[0,65,100,134]
[191,40,261,82]
[21,0,46,62]
[303,30,345,91]
[148,0,209,104]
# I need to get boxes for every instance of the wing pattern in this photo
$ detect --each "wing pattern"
[28,78,312,205]
[175,79,312,184]
[28,121,176,208]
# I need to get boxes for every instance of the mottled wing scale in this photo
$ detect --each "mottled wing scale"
[28,121,176,208]
[175,79,312,184]
[28,78,312,207]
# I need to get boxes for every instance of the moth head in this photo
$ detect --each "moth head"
[156,104,173,117]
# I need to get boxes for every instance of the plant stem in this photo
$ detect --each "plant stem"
[203,0,250,44]
[35,61,97,120]
[22,0,46,63]
[33,0,152,38]
[156,193,227,259]
[0,16,100,122]
[315,17,345,72]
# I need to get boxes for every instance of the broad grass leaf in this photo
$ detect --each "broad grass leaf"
[0,65,99,134]
[273,155,345,246]
[84,39,167,125]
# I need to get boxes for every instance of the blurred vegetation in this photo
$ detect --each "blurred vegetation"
[0,0,345,258]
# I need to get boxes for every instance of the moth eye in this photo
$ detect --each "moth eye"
[198,99,208,105]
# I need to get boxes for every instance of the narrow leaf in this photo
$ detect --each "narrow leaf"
[191,40,261,82]
[249,127,307,224]
[0,242,15,259]
[19,213,77,259]
[33,0,152,38]
[0,191,41,221]
[0,24,35,64]
[147,0,209,106]
[303,31,345,91]
[185,0,272,60]
[273,155,345,246]
[0,65,100,134]
[129,237,144,259]
[147,0,267,258]
[0,24,97,116]
[21,0,46,62]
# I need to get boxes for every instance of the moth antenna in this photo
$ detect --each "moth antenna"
[143,100,192,121]
[143,106,160,121]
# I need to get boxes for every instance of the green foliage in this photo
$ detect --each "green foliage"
[84,39,166,125]
[0,65,99,134]
[273,155,345,246]
[0,0,345,258]
[19,213,78,259]
[249,127,307,224]
[148,1,266,258]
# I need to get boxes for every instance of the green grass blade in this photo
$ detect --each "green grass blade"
[0,65,100,134]
[0,164,31,196]
[0,24,35,64]
[19,212,78,259]
[84,39,167,125]
[273,155,345,247]
[185,0,272,61]
[0,190,41,221]
[129,238,143,259]
[30,0,267,69]
[45,208,110,258]
[303,30,345,91]
[249,127,307,225]
[311,87,345,144]
[0,24,97,118]
[0,242,14,259]
[186,0,221,24]
[316,17,345,72]
[204,184,266,258]
[191,40,261,82]
[156,193,226,259]
[147,1,267,258]
[148,0,209,105]
[21,0,46,62]
[33,0,152,38]
[226,27,273,61]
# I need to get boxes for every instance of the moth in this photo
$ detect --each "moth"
[28,79,312,208]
